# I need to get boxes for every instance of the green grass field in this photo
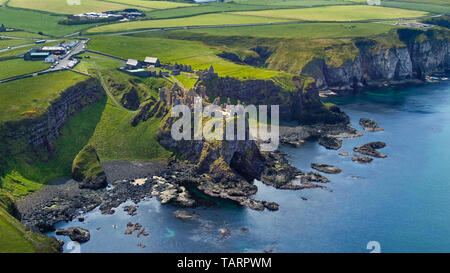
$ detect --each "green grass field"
[181,22,398,39]
[0,71,87,121]
[106,0,195,9]
[0,8,99,37]
[8,0,132,14]
[0,59,50,80]
[229,0,360,7]
[88,35,287,79]
[235,5,428,21]
[0,39,31,49]
[381,1,450,13]
[86,13,293,34]
[0,31,48,39]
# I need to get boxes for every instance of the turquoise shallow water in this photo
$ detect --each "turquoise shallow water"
[48,81,450,253]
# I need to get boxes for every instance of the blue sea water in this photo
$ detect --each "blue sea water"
[48,81,450,253]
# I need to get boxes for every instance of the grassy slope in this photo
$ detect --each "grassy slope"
[182,22,398,39]
[8,0,132,14]
[229,0,358,6]
[86,13,293,33]
[0,71,87,121]
[0,59,50,80]
[235,5,428,21]
[0,31,48,39]
[88,35,287,79]
[0,8,98,37]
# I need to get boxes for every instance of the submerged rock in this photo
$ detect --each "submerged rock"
[174,210,200,221]
[339,151,349,156]
[354,142,387,158]
[56,227,90,243]
[302,172,330,183]
[359,118,384,132]
[318,136,342,150]
[311,163,342,174]
[352,155,374,164]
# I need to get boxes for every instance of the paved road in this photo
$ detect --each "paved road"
[0,39,58,53]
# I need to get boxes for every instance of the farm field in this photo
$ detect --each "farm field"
[0,31,48,39]
[88,35,287,79]
[87,13,294,34]
[180,22,398,39]
[0,71,87,121]
[234,5,428,21]
[0,8,98,37]
[106,0,196,10]
[145,2,293,19]
[0,39,31,49]
[380,1,450,13]
[228,0,361,7]
[0,59,50,80]
[7,0,131,14]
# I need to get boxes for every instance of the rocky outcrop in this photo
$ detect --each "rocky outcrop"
[72,145,107,190]
[56,227,90,243]
[120,86,140,110]
[311,163,342,174]
[200,76,349,124]
[354,142,387,158]
[301,29,449,93]
[360,118,384,132]
[318,136,342,150]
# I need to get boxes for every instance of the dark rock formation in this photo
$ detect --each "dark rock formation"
[311,163,342,174]
[360,118,384,132]
[124,222,142,235]
[124,205,137,216]
[352,155,374,164]
[354,142,387,158]
[318,136,342,150]
[131,99,168,127]
[56,227,90,243]
[72,145,107,190]
[120,87,140,110]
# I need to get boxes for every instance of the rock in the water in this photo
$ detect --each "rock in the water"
[352,155,374,164]
[174,210,200,221]
[318,136,342,150]
[359,118,384,132]
[124,222,142,235]
[124,205,137,216]
[302,172,330,183]
[354,142,387,158]
[137,243,146,248]
[56,227,90,243]
[311,163,342,174]
[151,176,196,207]
[263,201,279,211]
[339,151,349,156]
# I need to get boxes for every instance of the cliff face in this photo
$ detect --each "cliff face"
[0,78,104,154]
[302,29,450,92]
[200,76,348,124]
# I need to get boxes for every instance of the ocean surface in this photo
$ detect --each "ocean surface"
[48,81,450,253]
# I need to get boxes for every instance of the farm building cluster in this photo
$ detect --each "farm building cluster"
[24,40,83,68]
[71,10,145,22]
